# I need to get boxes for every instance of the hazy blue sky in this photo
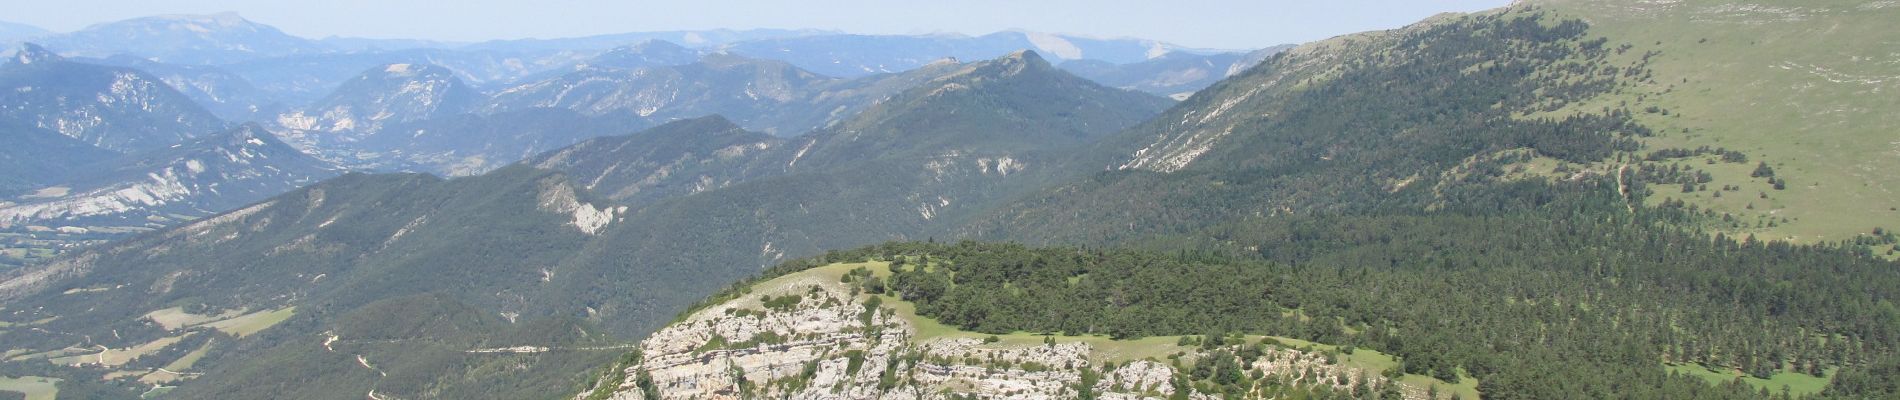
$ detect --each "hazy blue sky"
[9,0,1513,49]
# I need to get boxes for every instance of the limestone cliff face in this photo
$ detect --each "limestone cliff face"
[580,266,1404,400]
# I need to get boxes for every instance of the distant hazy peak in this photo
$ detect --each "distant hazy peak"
[42,11,323,64]
[625,39,690,52]
[941,50,1053,81]
[582,39,701,70]
[373,62,455,78]
[695,52,795,69]
[1001,49,1050,67]
[0,20,51,41]
[10,43,61,65]
[146,11,252,27]
[73,12,271,35]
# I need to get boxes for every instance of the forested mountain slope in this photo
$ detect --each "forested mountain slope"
[274,63,481,146]
[975,4,1665,244]
[521,51,1170,334]
[531,50,1169,209]
[0,44,226,152]
[918,3,1900,398]
[85,55,284,122]
[484,53,968,137]
[782,50,1172,171]
[0,121,118,198]
[274,51,980,176]
[0,47,329,269]
[1059,0,1900,248]
[0,123,336,230]
[526,116,782,205]
[0,167,625,399]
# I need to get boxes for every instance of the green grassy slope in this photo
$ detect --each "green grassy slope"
[1538,0,1900,245]
[0,376,57,400]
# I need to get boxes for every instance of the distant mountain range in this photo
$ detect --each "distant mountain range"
[0,21,48,43]
[1060,44,1294,99]
[462,28,835,52]
[271,44,1221,177]
[5,13,1271,102]
[83,54,285,121]
[0,21,1223,261]
[481,51,963,136]
[712,30,1236,78]
[0,13,1275,267]
[0,50,1170,399]
[0,46,337,267]
[274,47,975,175]
[0,13,1280,180]
[0,44,226,152]
[34,13,329,65]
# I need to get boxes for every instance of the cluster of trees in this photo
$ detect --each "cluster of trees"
[820,224,1898,398]
[1645,146,1750,163]
[1818,354,1900,398]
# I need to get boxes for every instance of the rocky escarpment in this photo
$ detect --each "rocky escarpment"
[580,263,1410,400]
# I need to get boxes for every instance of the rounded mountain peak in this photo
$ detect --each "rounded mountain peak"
[588,40,700,70]
[997,50,1054,73]
[1004,49,1047,63]
[153,12,252,27]
[626,39,690,52]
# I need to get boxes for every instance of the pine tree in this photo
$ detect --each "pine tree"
[1751,162,1775,178]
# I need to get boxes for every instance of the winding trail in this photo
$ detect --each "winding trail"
[1617,163,1635,213]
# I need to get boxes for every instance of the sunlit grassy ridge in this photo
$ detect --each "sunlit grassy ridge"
[1538,0,1900,245]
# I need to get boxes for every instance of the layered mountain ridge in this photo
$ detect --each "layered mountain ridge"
[276,63,481,142]
[0,43,226,152]
[35,12,328,65]
[0,50,1170,399]
[0,123,336,230]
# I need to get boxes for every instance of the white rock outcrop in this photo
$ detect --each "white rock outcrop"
[582,267,1406,400]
